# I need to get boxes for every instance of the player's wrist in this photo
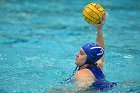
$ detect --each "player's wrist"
[97,27,102,31]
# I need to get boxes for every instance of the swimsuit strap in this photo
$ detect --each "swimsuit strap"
[87,65,117,91]
[86,65,105,80]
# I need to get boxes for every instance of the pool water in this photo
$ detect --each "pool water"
[0,0,140,93]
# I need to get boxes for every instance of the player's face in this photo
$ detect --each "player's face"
[75,48,87,67]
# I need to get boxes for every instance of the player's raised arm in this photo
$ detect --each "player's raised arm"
[94,14,106,69]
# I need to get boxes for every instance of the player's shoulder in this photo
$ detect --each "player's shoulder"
[75,68,94,79]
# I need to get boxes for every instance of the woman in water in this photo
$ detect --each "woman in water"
[74,14,116,91]
[49,13,117,93]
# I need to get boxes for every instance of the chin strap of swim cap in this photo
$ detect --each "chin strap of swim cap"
[82,43,104,65]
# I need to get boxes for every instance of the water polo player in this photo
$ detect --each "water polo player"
[74,14,117,91]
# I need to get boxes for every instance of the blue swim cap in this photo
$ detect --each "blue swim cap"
[82,43,104,65]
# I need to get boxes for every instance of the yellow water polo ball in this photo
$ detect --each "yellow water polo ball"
[83,3,106,24]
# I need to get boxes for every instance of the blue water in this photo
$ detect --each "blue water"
[0,0,140,93]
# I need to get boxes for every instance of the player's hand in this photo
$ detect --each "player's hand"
[93,13,106,30]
